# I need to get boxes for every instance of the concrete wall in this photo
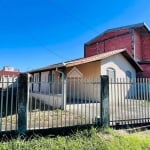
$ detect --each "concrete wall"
[30,93,63,109]
[66,61,101,102]
[67,61,101,78]
[101,54,136,78]
[101,54,137,101]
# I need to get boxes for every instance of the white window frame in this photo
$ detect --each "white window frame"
[106,67,116,82]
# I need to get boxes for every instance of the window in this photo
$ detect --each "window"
[34,73,39,83]
[48,71,52,82]
[41,72,49,82]
[107,67,116,82]
[126,71,132,79]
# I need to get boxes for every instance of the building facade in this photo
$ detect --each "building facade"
[84,23,150,77]
[29,49,142,107]
[0,66,20,89]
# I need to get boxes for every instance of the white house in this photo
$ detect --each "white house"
[28,49,142,108]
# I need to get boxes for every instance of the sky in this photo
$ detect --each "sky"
[0,0,150,72]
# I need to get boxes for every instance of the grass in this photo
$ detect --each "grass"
[0,128,150,150]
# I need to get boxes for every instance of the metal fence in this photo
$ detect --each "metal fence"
[28,77,101,130]
[0,76,18,132]
[0,74,150,134]
[109,78,150,126]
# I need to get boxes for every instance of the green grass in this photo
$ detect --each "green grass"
[0,128,150,150]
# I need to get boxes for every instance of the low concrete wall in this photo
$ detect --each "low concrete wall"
[30,93,63,109]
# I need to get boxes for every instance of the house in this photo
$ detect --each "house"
[29,49,142,81]
[28,49,142,108]
[84,22,150,77]
[0,66,20,89]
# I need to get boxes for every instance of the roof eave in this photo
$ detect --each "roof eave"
[66,49,126,67]
[28,63,65,73]
[85,22,150,45]
[121,51,143,72]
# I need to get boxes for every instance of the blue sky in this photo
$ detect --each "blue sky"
[0,0,150,72]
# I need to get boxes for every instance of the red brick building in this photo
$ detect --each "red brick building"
[84,23,150,77]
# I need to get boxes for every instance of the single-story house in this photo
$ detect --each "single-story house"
[28,49,142,108]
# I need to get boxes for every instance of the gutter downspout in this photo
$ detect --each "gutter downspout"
[55,67,66,110]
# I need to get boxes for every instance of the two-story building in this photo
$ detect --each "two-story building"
[84,22,150,77]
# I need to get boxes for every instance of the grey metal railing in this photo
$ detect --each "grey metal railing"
[0,76,18,132]
[0,74,150,134]
[109,78,150,126]
[28,77,101,130]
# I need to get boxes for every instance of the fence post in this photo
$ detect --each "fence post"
[18,73,28,134]
[62,74,67,110]
[101,75,109,127]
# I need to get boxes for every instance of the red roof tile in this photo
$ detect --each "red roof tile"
[0,71,20,76]
[28,48,143,73]
[66,49,126,67]
[66,49,142,72]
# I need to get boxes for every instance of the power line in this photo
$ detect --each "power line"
[18,1,101,63]
[29,34,71,61]
[26,2,100,62]
[39,44,71,61]
[36,1,100,61]
[0,1,73,62]
[50,1,99,34]
[28,1,100,61]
